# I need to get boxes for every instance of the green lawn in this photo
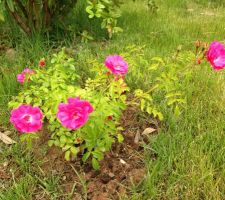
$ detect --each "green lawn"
[1,0,225,199]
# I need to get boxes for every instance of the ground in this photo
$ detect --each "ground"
[1,0,225,199]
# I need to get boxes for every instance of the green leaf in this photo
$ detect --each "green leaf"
[0,12,4,21]
[65,151,71,161]
[165,92,182,98]
[158,112,164,121]
[68,85,75,93]
[48,140,54,147]
[70,146,79,155]
[151,57,164,63]
[149,63,159,70]
[86,6,94,18]
[82,152,91,162]
[174,106,181,117]
[140,99,145,111]
[60,135,67,144]
[96,3,105,9]
[167,99,178,106]
[8,101,21,109]
[146,106,152,114]
[113,27,123,33]
[117,133,124,143]
[25,96,32,104]
[20,133,38,142]
[92,157,100,170]
[7,0,14,12]
[92,150,104,160]
[54,139,60,146]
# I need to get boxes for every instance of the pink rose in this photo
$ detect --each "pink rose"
[17,68,34,84]
[57,97,94,130]
[17,74,25,83]
[104,55,128,75]
[206,41,225,70]
[10,105,43,133]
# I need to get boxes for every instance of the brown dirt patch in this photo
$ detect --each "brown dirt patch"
[36,141,145,200]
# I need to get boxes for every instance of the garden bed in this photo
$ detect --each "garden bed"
[34,106,158,199]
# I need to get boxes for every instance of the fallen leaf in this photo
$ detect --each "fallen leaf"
[108,172,115,178]
[134,130,141,144]
[119,159,126,165]
[0,132,16,144]
[142,127,156,136]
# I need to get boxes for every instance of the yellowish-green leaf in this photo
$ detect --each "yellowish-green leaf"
[0,12,4,21]
[117,133,124,143]
[70,146,79,155]
[65,150,71,161]
[92,157,100,170]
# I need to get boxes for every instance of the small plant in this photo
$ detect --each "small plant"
[85,0,123,38]
[9,45,200,169]
[0,0,79,35]
[8,49,129,169]
[80,30,94,43]
[0,0,123,38]
[121,45,191,120]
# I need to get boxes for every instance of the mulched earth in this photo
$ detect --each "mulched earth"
[0,106,159,200]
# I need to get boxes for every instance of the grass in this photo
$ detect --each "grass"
[140,67,225,199]
[1,0,225,199]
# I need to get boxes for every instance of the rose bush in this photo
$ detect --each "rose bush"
[9,45,201,169]
[9,49,130,169]
[0,0,123,38]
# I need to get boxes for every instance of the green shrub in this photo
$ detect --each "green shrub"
[8,47,191,169]
[0,0,123,38]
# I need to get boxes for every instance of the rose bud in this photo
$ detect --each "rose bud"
[107,116,113,121]
[39,59,46,68]
[196,58,201,65]
[106,72,111,76]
